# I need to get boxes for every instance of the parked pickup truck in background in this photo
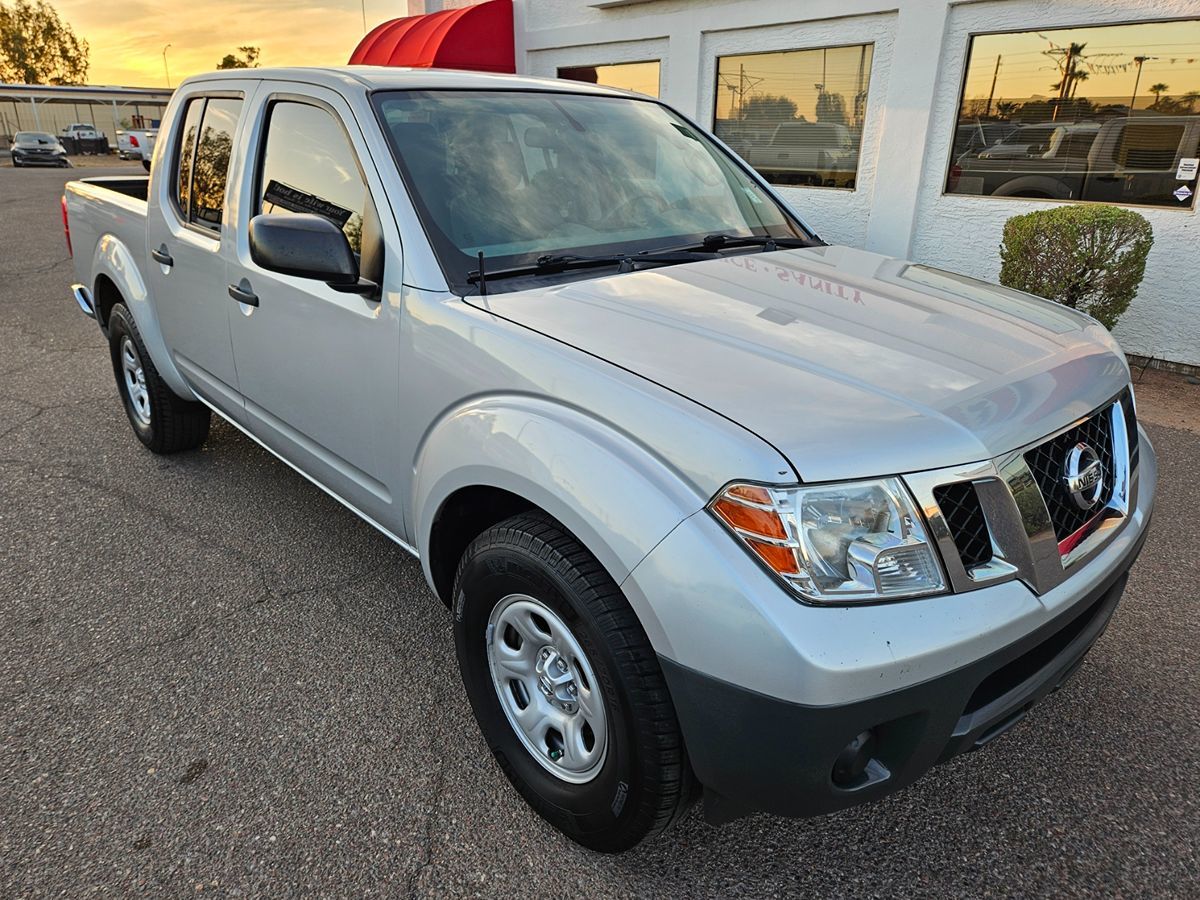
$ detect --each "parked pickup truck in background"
[740,121,859,187]
[116,129,157,166]
[64,67,1156,852]
[60,122,100,141]
[953,114,1200,202]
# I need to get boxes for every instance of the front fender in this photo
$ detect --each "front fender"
[412,395,708,630]
[91,233,193,398]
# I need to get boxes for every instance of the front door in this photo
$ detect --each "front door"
[226,87,403,530]
[146,90,248,418]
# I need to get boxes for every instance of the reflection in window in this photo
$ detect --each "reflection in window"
[189,98,242,231]
[258,102,367,253]
[174,98,204,219]
[558,61,661,98]
[713,44,874,190]
[947,20,1200,209]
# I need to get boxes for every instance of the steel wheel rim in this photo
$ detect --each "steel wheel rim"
[120,336,151,427]
[486,594,608,784]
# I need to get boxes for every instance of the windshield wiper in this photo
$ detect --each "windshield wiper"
[464,234,814,290]
[638,233,814,256]
[467,250,701,288]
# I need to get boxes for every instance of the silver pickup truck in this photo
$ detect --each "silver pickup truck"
[64,67,1156,852]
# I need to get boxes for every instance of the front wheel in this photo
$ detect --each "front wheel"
[107,303,210,453]
[453,512,695,852]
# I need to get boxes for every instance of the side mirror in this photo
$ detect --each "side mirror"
[248,213,375,295]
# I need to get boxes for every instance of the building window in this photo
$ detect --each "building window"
[947,20,1200,209]
[713,44,874,190]
[558,61,661,97]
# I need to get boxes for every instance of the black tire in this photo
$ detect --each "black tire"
[453,511,695,852]
[107,303,210,453]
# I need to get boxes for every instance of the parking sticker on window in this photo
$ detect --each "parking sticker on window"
[1173,184,1193,203]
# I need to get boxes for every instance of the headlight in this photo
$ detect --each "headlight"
[710,478,946,604]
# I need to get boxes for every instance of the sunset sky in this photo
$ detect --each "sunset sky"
[961,20,1200,107]
[56,0,386,87]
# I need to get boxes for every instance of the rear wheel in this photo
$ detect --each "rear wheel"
[107,303,210,454]
[453,511,695,852]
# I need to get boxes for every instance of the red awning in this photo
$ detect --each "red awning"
[349,0,514,74]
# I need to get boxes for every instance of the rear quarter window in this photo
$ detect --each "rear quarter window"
[172,95,244,233]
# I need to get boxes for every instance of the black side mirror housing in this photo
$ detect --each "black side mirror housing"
[248,213,376,294]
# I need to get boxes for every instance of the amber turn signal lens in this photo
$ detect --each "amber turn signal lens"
[711,496,788,541]
[746,538,800,575]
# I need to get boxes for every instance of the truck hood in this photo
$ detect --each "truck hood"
[466,245,1130,482]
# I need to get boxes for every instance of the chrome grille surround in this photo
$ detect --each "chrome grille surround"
[905,391,1137,596]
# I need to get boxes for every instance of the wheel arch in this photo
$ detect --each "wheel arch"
[89,233,193,398]
[990,175,1076,200]
[414,396,707,618]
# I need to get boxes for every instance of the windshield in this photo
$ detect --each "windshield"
[15,132,55,144]
[372,89,809,293]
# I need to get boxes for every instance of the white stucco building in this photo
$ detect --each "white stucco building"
[400,0,1200,365]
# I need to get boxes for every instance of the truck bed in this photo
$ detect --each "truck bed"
[65,176,150,308]
[74,176,150,202]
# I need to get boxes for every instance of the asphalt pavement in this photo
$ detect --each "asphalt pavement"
[1,163,1197,898]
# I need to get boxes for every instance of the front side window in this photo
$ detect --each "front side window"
[558,61,661,98]
[373,89,809,294]
[256,101,367,253]
[947,20,1200,209]
[713,44,874,190]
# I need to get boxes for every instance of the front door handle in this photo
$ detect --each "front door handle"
[227,281,259,307]
[151,244,173,267]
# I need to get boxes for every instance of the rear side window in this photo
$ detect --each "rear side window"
[256,101,367,253]
[174,99,204,219]
[173,95,243,234]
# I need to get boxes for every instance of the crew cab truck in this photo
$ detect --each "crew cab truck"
[64,68,1156,852]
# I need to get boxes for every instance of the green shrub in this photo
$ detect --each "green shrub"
[998,205,1153,330]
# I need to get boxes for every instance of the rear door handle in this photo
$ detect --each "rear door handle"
[151,244,173,267]
[227,281,259,307]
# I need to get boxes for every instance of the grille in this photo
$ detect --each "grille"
[1024,405,1115,542]
[933,482,993,571]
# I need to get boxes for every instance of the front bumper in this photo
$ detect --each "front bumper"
[623,427,1156,820]
[12,150,66,166]
[664,521,1145,821]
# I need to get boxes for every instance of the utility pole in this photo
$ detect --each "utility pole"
[162,44,172,89]
[985,54,1001,117]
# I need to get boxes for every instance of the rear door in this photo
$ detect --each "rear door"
[225,84,404,531]
[146,85,253,420]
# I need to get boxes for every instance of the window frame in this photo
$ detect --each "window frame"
[710,41,876,193]
[556,59,663,97]
[168,90,245,239]
[943,19,1200,211]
